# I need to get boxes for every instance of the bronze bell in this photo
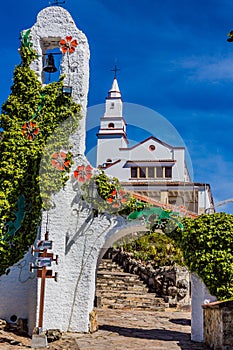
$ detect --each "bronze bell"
[43,53,58,73]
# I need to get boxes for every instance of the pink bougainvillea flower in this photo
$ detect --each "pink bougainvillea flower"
[51,151,71,171]
[59,36,78,54]
[22,121,39,140]
[74,164,93,182]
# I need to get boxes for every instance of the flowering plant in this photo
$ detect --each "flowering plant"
[51,151,72,171]
[22,121,39,140]
[73,164,93,182]
[60,36,78,54]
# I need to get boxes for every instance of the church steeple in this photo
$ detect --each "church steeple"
[104,76,123,118]
[96,75,128,167]
[106,77,122,99]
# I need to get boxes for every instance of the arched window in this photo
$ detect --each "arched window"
[108,123,115,128]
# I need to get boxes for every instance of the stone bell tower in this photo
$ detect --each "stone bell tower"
[29,5,90,155]
[0,5,91,336]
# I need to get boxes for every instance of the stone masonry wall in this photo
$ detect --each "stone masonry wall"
[203,300,233,349]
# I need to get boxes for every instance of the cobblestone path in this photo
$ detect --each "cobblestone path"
[73,308,210,350]
[0,308,210,349]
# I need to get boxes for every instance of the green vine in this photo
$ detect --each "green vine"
[0,31,81,276]
[81,171,145,215]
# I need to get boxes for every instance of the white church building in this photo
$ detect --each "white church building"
[96,76,214,215]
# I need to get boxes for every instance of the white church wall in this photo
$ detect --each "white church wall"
[130,140,172,160]
[198,186,212,214]
[104,101,123,116]
[99,117,125,130]
[97,138,126,167]
[105,160,131,181]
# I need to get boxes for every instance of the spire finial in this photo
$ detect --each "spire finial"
[49,0,66,6]
[111,64,120,79]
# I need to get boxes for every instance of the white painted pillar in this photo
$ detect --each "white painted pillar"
[191,273,216,342]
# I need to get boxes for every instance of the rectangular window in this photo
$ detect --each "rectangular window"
[156,166,163,178]
[139,167,146,178]
[148,167,155,178]
[165,166,172,178]
[131,167,137,178]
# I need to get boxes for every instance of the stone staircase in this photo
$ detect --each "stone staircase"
[95,259,167,311]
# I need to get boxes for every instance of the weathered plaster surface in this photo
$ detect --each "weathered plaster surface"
[29,6,90,156]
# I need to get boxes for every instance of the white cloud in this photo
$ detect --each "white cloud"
[174,55,233,81]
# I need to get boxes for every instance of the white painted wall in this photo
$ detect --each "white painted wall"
[172,149,184,181]
[191,273,216,342]
[29,6,90,157]
[130,139,172,160]
[97,137,127,167]
[0,252,37,335]
[0,5,90,335]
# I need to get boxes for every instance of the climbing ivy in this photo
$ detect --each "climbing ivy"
[166,213,233,300]
[0,31,81,276]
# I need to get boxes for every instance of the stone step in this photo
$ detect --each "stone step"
[98,260,124,272]
[96,277,146,286]
[97,273,145,284]
[97,270,139,278]
[102,303,165,311]
[96,285,148,292]
[96,280,147,291]
[99,299,166,311]
[97,292,164,304]
[96,258,167,311]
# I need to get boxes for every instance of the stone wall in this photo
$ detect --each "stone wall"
[203,300,233,350]
[112,249,191,307]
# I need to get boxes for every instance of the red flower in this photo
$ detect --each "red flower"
[59,36,78,54]
[110,189,117,196]
[74,164,93,182]
[107,188,128,208]
[51,151,71,171]
[22,121,39,140]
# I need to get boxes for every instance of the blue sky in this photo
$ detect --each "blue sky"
[1,0,233,211]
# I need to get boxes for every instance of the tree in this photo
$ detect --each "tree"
[166,213,233,300]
